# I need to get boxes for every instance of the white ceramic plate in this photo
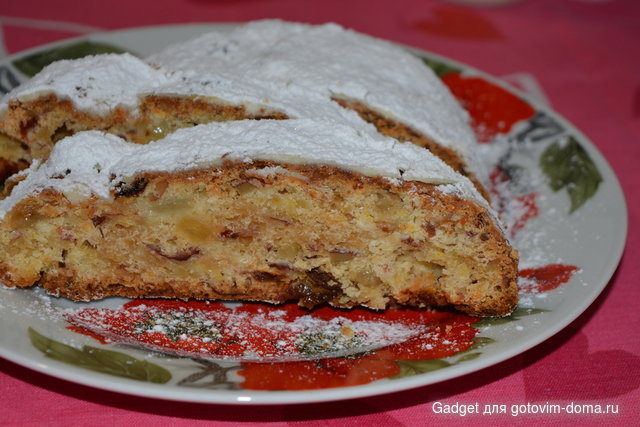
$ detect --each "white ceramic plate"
[0,24,627,404]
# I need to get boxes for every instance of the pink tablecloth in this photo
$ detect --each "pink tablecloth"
[1,0,638,424]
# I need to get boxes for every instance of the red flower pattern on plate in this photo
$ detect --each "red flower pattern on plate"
[65,300,481,390]
[442,72,536,143]
[519,264,580,294]
[489,165,540,238]
[238,309,480,390]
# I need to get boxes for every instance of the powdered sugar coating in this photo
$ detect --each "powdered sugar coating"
[147,21,478,163]
[0,53,174,114]
[0,20,501,225]
[0,20,480,174]
[0,119,493,220]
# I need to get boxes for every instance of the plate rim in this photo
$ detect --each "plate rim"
[0,22,629,405]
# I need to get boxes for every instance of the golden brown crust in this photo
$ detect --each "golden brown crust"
[0,161,518,316]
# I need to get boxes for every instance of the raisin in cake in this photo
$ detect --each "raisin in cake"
[0,20,488,198]
[0,119,517,316]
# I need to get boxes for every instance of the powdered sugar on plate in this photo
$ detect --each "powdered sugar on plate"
[64,301,429,362]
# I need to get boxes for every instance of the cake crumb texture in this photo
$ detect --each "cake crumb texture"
[0,160,517,316]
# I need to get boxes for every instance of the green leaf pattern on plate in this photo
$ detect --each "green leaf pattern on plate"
[540,136,603,213]
[424,55,603,214]
[390,336,494,379]
[422,57,461,78]
[393,359,452,378]
[28,327,171,383]
[13,41,131,77]
[464,336,496,352]
[474,307,549,328]
[0,65,21,94]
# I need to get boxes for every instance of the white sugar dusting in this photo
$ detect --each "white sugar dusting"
[147,20,479,168]
[0,119,489,220]
[0,20,498,223]
[0,20,479,182]
[0,21,477,156]
[0,53,174,114]
[66,303,425,361]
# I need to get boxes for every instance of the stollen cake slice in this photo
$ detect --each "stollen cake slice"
[0,119,518,316]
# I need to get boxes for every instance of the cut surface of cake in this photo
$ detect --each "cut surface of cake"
[0,20,488,198]
[0,119,517,317]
